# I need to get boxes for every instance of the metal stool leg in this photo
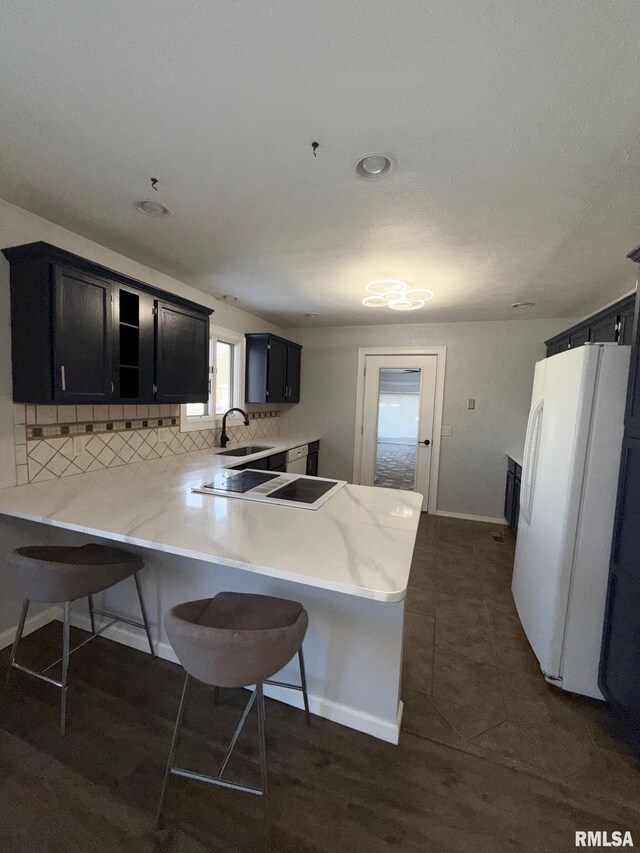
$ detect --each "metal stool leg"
[60,602,70,735]
[256,683,272,850]
[3,599,29,697]
[87,595,96,635]
[298,647,311,727]
[156,673,191,830]
[133,571,155,658]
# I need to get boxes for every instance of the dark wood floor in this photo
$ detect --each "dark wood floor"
[1,515,639,852]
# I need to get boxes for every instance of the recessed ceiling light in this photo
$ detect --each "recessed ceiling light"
[355,154,394,180]
[136,200,170,216]
[304,312,320,318]
[220,295,238,303]
[511,302,535,309]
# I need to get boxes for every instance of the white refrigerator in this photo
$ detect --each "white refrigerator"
[512,343,630,699]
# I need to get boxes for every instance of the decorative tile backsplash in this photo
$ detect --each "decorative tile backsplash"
[13,403,281,484]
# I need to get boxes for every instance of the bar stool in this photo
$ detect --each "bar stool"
[4,543,155,734]
[156,591,310,830]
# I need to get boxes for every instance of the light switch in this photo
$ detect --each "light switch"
[441,425,452,436]
[467,399,476,410]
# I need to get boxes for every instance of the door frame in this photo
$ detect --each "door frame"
[353,346,447,513]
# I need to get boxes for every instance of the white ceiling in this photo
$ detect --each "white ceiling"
[0,1,639,327]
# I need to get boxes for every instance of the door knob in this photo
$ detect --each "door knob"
[421,439,431,446]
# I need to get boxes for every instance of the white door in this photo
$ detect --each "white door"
[359,355,437,510]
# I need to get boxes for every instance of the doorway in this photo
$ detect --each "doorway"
[354,349,445,512]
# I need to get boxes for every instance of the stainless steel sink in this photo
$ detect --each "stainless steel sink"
[217,445,273,457]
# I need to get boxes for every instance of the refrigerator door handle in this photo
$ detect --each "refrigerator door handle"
[520,396,544,524]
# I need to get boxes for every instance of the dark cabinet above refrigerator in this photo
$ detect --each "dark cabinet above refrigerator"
[545,294,635,357]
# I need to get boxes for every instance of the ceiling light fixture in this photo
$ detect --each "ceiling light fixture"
[220,294,238,303]
[304,312,320,318]
[362,280,434,311]
[136,200,170,216]
[355,154,394,180]
[511,302,535,309]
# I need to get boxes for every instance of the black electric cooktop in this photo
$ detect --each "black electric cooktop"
[268,478,336,504]
[203,470,279,493]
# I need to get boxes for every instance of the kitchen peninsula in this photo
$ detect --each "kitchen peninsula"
[0,438,422,743]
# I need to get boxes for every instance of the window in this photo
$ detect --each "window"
[181,326,245,431]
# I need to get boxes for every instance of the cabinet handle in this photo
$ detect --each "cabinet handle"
[111,381,115,394]
[60,365,66,392]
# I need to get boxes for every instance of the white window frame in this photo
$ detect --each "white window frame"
[180,324,245,432]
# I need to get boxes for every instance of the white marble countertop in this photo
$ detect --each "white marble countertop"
[0,436,422,602]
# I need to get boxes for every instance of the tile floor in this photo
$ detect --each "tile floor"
[374,442,416,489]
[403,514,640,802]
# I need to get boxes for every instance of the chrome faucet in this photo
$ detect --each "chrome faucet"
[220,407,249,448]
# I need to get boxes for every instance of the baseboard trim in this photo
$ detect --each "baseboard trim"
[61,610,401,745]
[436,510,508,525]
[0,606,59,651]
[257,680,401,745]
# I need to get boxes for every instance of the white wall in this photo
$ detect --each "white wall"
[282,318,575,520]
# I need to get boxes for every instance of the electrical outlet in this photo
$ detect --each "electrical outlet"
[441,425,452,436]
[467,399,476,410]
[72,435,89,456]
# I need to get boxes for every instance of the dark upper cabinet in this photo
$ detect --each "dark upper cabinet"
[619,299,636,345]
[155,301,209,403]
[590,313,618,343]
[3,242,212,404]
[245,333,302,404]
[286,343,301,403]
[569,327,590,347]
[266,336,288,403]
[545,294,635,357]
[54,266,113,403]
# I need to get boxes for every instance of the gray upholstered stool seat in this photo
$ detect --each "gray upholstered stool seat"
[165,592,308,689]
[7,544,143,603]
[157,591,310,832]
[4,543,154,734]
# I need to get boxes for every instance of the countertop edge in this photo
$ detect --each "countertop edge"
[0,507,410,603]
